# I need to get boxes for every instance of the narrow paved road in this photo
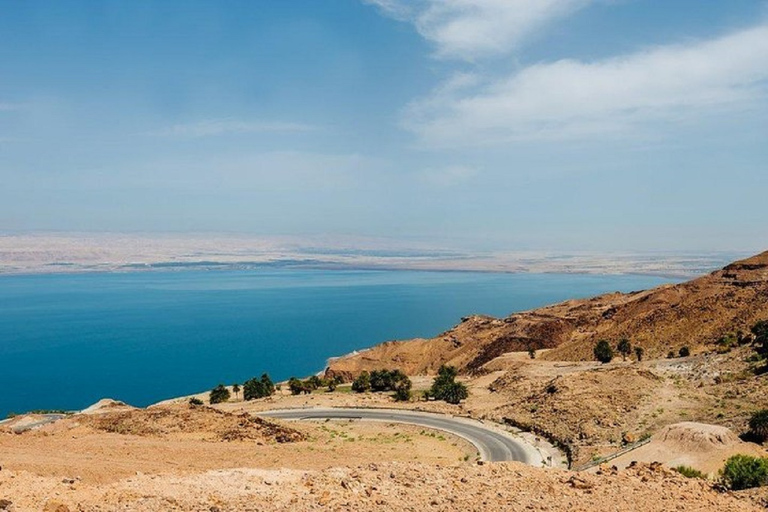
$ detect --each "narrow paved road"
[260,408,536,463]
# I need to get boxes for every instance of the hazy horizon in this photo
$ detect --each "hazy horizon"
[1,1,767,253]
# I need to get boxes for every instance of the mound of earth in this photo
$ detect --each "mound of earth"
[326,250,768,377]
[78,398,134,415]
[80,404,305,443]
[608,422,768,475]
[0,461,762,511]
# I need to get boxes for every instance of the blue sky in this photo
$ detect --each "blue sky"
[1,0,766,252]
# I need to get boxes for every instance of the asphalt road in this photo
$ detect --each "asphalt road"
[260,408,535,463]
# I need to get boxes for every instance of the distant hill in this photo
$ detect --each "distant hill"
[327,250,768,377]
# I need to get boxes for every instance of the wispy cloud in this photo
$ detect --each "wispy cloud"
[146,118,316,138]
[365,0,595,60]
[404,24,768,146]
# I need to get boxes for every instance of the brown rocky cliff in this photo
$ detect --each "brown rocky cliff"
[327,250,768,377]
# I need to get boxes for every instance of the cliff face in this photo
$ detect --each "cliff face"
[327,250,768,377]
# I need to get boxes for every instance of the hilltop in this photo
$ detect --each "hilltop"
[327,250,768,376]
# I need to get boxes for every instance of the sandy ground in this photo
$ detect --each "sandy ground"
[0,413,475,486]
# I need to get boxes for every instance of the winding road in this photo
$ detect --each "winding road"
[260,408,539,464]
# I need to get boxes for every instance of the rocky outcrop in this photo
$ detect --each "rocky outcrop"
[327,250,768,376]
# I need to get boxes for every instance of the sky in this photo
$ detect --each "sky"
[0,0,767,253]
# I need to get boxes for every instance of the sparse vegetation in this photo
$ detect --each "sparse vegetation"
[188,397,204,406]
[528,347,536,359]
[593,340,614,364]
[209,384,231,404]
[428,365,468,405]
[679,346,690,357]
[634,346,644,362]
[617,338,632,361]
[674,465,705,479]
[232,383,240,400]
[720,454,768,490]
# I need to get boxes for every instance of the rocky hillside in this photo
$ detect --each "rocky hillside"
[327,250,768,377]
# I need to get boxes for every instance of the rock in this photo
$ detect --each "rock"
[43,501,70,512]
[0,499,12,511]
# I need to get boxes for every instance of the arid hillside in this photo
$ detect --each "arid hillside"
[327,250,768,377]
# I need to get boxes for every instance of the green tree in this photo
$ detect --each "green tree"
[260,373,275,394]
[232,383,240,400]
[288,377,312,395]
[748,409,768,443]
[429,365,468,405]
[244,375,276,400]
[720,454,768,490]
[209,384,231,404]
[307,375,323,390]
[634,346,644,362]
[593,340,614,364]
[617,338,632,361]
[351,371,371,392]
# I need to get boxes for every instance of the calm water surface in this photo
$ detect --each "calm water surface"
[0,269,677,417]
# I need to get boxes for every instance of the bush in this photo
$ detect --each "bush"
[748,409,768,443]
[674,465,705,479]
[244,373,276,400]
[634,346,644,362]
[209,384,231,404]
[429,365,468,404]
[679,346,690,357]
[528,347,536,359]
[189,397,204,407]
[594,340,614,363]
[720,454,768,490]
[351,371,371,393]
[393,386,411,402]
[667,350,676,359]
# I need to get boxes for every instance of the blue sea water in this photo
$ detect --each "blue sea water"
[0,269,677,417]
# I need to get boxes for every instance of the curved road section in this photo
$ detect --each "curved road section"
[261,408,540,464]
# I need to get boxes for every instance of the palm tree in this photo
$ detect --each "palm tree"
[232,383,240,400]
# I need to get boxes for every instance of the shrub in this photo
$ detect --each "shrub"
[528,347,536,359]
[429,365,468,404]
[667,351,675,359]
[232,383,240,399]
[679,346,690,357]
[634,346,644,362]
[748,409,768,443]
[209,384,231,404]
[617,338,632,361]
[720,454,768,490]
[752,320,768,349]
[393,386,411,402]
[593,340,614,364]
[674,465,705,479]
[351,371,371,393]
[189,397,204,407]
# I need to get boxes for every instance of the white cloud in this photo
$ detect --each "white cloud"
[404,24,768,146]
[147,119,316,138]
[365,0,594,60]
